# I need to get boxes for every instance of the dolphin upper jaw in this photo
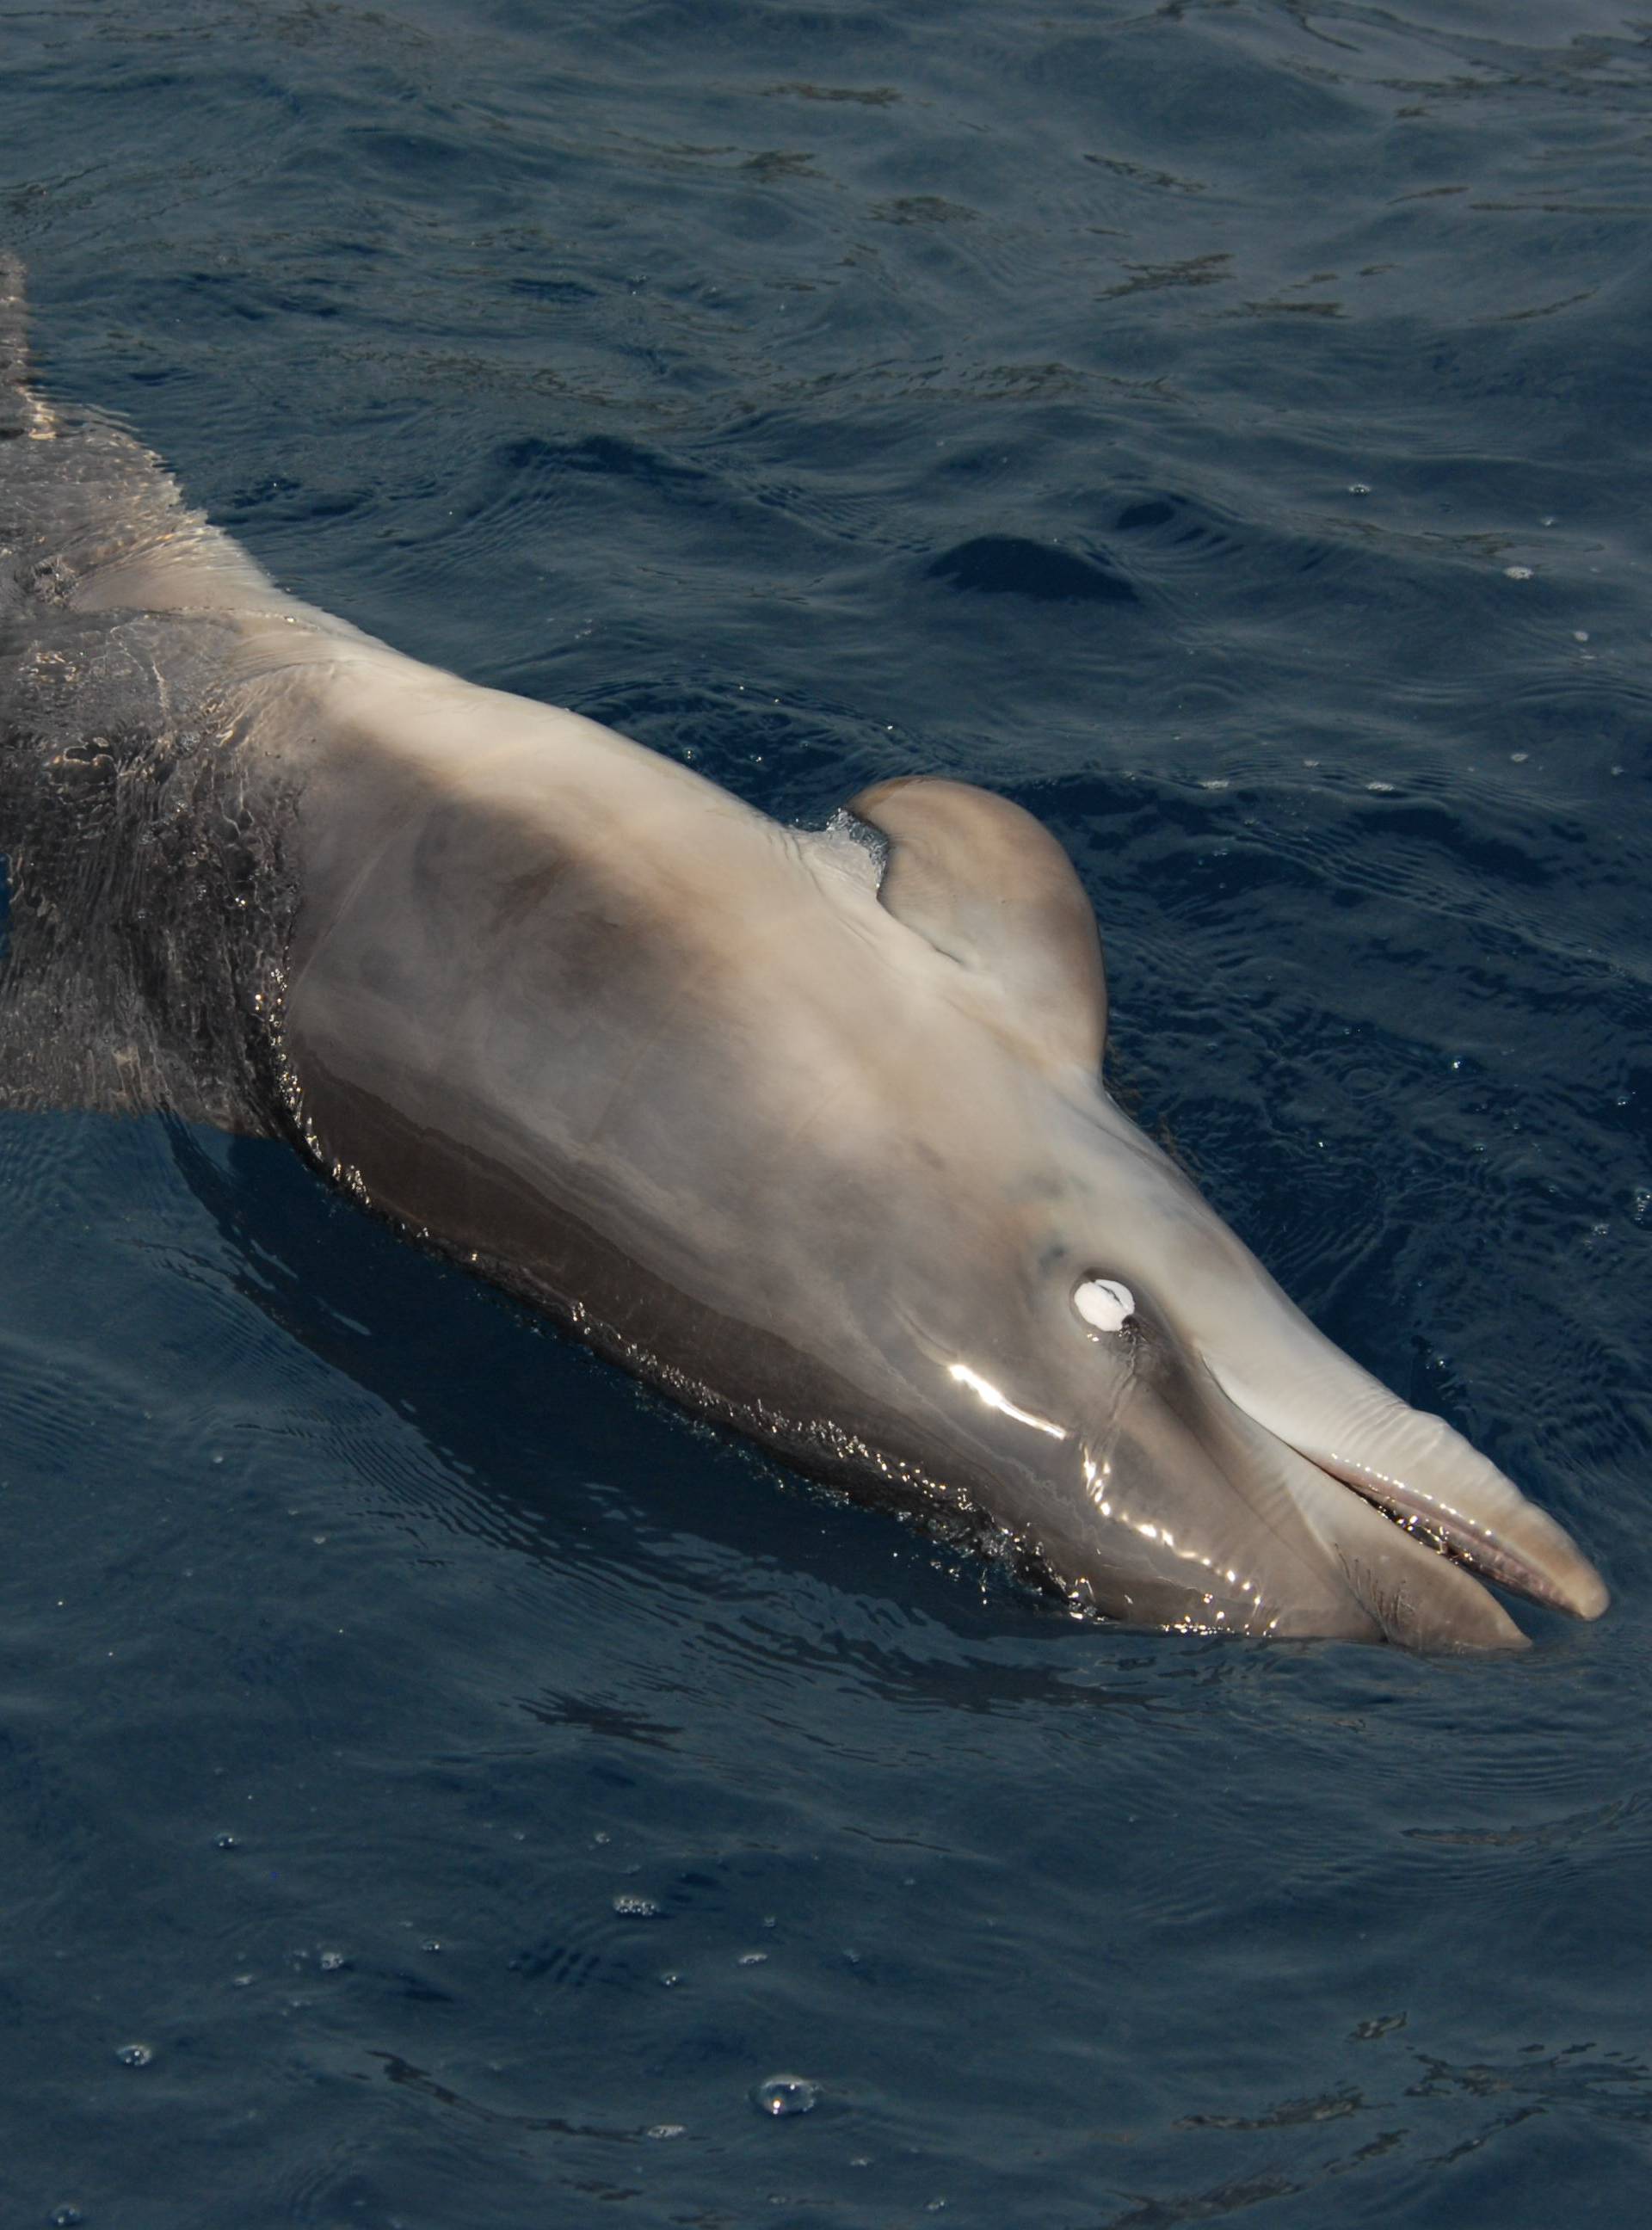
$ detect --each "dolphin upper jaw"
[1211,1359,1611,1626]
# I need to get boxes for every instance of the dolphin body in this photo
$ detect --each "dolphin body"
[0,265,1607,1648]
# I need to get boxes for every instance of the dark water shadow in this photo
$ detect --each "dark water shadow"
[165,1120,1254,1722]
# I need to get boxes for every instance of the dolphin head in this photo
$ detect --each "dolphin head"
[271,698,1606,1654]
[842,778,1607,1648]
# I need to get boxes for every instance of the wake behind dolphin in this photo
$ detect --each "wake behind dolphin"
[0,259,1608,1648]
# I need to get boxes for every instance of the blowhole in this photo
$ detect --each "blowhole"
[1073,1277,1135,1334]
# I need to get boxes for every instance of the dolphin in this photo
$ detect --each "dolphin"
[0,261,1607,1648]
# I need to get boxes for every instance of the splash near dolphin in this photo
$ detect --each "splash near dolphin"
[0,261,1607,1648]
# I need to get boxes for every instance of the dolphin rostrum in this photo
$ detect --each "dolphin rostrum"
[0,262,1606,1648]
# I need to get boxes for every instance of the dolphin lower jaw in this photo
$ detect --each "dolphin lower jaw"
[1026,1366,1531,1649]
[866,1334,1534,1647]
[1191,1364,1569,1648]
[1257,1436,1528,1650]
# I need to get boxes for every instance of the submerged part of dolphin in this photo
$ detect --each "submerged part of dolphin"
[0,261,1606,1648]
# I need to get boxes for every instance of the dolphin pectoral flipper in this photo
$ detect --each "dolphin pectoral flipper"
[848,776,1107,1073]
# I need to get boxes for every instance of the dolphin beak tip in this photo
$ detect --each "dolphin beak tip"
[1565,1566,1611,1622]
[1519,1519,1610,1622]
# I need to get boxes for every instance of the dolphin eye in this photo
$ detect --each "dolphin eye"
[1073,1277,1136,1334]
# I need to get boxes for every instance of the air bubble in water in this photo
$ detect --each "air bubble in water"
[751,2073,821,2118]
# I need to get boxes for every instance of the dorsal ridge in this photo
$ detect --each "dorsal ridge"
[847,775,1107,1075]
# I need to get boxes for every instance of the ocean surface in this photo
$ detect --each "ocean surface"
[3,2,1651,2223]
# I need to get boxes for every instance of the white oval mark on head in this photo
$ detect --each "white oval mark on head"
[1074,1278,1135,1334]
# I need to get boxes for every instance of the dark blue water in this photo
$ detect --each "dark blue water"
[3,3,1651,2223]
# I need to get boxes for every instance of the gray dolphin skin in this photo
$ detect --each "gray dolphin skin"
[0,262,1608,1648]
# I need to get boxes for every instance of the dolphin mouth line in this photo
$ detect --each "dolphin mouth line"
[1300,1450,1594,1618]
[1196,1349,1606,1637]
